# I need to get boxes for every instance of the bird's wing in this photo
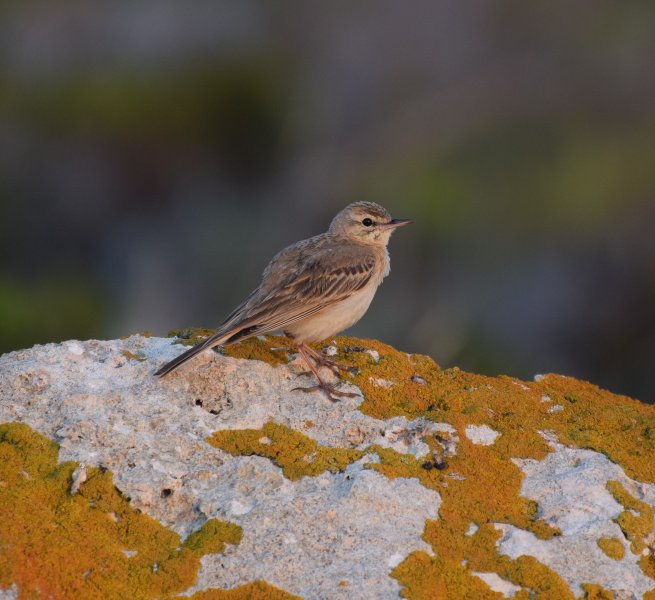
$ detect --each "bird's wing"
[213,239,378,343]
[154,238,378,376]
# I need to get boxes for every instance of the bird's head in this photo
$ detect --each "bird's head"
[328,201,413,245]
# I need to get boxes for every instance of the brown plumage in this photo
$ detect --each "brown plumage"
[155,202,412,399]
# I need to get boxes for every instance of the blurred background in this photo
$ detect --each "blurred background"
[1,2,654,402]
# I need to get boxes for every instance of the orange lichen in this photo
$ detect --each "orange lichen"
[208,422,562,598]
[201,334,655,598]
[596,537,625,561]
[606,480,655,581]
[174,581,301,599]
[321,336,655,483]
[538,377,655,483]
[390,550,503,599]
[0,422,300,600]
[393,525,570,599]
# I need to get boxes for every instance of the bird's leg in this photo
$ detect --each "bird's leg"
[290,342,358,402]
[300,343,358,376]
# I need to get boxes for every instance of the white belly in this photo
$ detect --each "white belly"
[286,283,379,342]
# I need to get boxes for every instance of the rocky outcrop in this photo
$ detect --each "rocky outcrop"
[1,333,654,599]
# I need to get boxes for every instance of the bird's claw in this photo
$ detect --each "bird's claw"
[313,355,358,377]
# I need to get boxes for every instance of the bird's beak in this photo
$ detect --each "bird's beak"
[384,218,414,229]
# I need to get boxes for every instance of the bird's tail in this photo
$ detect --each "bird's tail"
[154,331,228,377]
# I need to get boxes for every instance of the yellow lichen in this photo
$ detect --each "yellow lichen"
[168,328,291,366]
[183,519,242,555]
[208,421,364,480]
[606,481,655,581]
[121,349,146,362]
[0,422,291,600]
[606,480,654,555]
[168,327,218,347]
[223,335,291,366]
[393,525,571,599]
[580,583,615,599]
[120,331,153,339]
[642,553,655,583]
[596,537,625,560]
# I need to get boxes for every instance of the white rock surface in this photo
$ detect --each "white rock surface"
[0,335,439,599]
[190,456,439,599]
[498,444,655,598]
[470,572,522,597]
[464,423,500,446]
[0,584,18,600]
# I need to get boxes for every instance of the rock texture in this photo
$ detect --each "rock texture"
[1,333,654,599]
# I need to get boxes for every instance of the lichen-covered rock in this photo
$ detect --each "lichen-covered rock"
[0,333,654,599]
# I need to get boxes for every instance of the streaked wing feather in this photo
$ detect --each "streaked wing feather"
[214,251,377,342]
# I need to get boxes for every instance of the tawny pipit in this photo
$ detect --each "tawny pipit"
[155,202,412,400]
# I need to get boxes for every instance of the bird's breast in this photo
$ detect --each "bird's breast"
[286,281,382,342]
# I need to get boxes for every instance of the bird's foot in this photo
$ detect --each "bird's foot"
[291,382,359,402]
[299,344,358,376]
[312,355,358,377]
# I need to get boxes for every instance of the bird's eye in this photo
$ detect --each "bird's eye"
[362,218,374,227]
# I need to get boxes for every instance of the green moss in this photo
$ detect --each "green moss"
[208,421,364,480]
[0,422,257,599]
[596,537,625,560]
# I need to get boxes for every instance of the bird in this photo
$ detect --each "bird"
[155,201,413,400]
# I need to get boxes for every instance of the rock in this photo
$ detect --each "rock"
[464,423,500,446]
[0,333,654,599]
